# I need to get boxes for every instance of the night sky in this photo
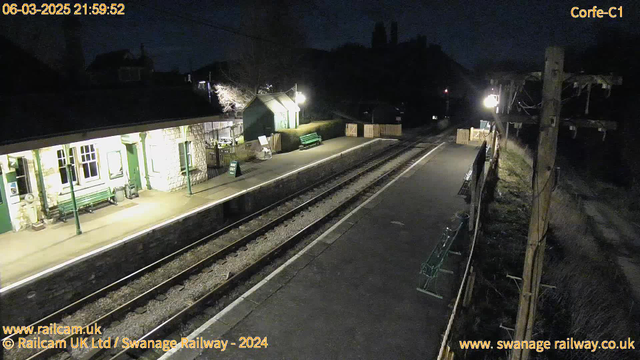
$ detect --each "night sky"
[2,0,639,73]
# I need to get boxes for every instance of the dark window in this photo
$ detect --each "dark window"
[57,148,78,185]
[15,157,31,195]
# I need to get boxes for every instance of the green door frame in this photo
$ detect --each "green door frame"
[125,144,142,190]
[0,171,14,234]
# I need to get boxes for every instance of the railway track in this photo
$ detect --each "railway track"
[3,126,452,360]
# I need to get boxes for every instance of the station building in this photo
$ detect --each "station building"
[0,87,220,234]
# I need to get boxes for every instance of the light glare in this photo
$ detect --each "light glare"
[295,92,306,104]
[483,94,499,108]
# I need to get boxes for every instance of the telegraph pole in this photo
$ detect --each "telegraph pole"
[511,46,564,360]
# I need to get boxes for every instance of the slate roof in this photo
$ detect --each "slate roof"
[247,93,300,113]
[86,50,143,71]
[0,86,221,146]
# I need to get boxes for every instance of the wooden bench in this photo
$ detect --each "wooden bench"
[416,223,464,299]
[299,132,322,150]
[57,187,115,222]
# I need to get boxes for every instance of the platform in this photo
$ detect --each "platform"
[0,137,387,289]
[166,142,479,360]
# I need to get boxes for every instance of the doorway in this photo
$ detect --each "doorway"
[125,144,142,190]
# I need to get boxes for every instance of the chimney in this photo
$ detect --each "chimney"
[139,43,154,84]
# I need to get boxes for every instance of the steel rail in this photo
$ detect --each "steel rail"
[109,142,437,360]
[23,136,428,360]
[3,136,410,347]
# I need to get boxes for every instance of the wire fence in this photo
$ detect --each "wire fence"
[438,128,500,360]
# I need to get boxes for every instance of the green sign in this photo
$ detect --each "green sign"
[229,161,242,177]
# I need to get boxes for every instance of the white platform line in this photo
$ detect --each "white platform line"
[159,141,446,359]
[1,138,395,293]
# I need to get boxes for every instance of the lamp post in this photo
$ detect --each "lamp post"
[293,83,306,128]
[444,88,450,118]
[64,144,82,235]
[180,125,192,196]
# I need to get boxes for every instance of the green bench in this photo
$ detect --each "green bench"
[416,221,465,299]
[57,187,115,222]
[299,132,322,150]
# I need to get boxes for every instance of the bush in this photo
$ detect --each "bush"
[278,119,345,152]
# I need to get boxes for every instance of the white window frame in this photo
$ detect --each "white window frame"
[80,144,100,181]
[15,157,31,197]
[107,150,124,179]
[57,148,78,186]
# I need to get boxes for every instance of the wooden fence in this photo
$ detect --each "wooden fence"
[345,123,358,137]
[456,129,470,145]
[380,124,402,136]
[364,124,381,138]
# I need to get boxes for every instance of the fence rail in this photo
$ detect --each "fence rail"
[437,128,500,360]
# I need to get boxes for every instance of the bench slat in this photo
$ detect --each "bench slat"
[57,188,114,218]
[299,132,322,147]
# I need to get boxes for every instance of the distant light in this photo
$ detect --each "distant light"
[295,92,306,104]
[483,94,499,108]
[432,115,438,120]
[444,89,448,94]
[198,81,206,84]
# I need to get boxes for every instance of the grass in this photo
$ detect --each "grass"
[451,141,533,359]
[536,181,640,360]
[451,139,640,359]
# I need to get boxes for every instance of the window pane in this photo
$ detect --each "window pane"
[179,143,185,170]
[16,158,26,176]
[90,162,98,177]
[17,178,28,195]
[83,163,89,178]
[60,168,69,185]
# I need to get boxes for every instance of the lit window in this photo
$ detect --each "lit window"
[80,144,100,180]
[57,148,78,185]
[179,142,193,171]
[15,157,31,196]
[107,151,123,179]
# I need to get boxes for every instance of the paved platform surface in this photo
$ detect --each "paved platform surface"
[0,137,382,288]
[169,142,478,360]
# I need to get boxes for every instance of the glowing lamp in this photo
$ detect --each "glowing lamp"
[295,92,306,104]
[483,94,499,108]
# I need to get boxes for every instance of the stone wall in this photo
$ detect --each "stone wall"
[0,139,391,326]
[146,124,207,192]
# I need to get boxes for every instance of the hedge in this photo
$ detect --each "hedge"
[278,119,345,152]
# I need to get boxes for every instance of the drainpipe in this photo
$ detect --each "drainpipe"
[139,132,152,190]
[184,140,192,195]
[64,144,82,235]
[34,149,49,217]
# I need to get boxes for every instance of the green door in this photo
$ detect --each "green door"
[125,144,142,190]
[0,172,13,234]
